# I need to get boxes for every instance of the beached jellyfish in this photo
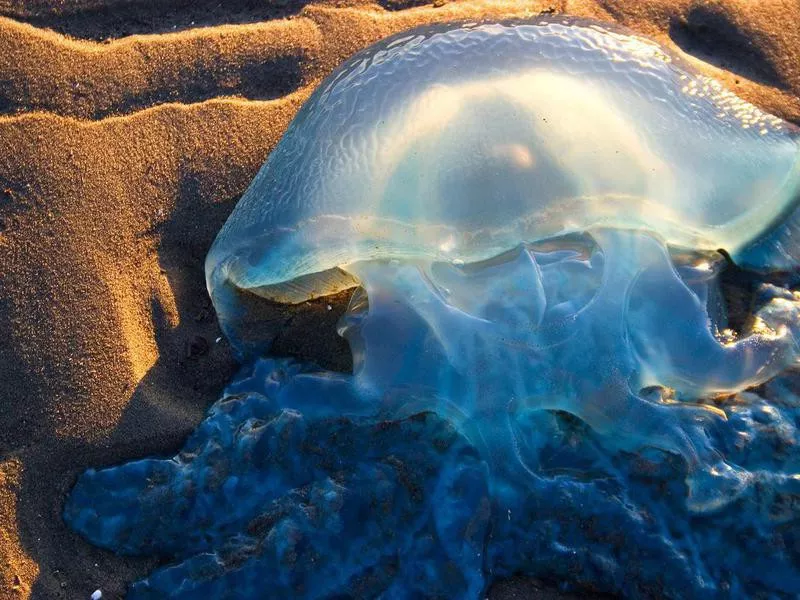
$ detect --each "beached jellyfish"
[66,17,800,599]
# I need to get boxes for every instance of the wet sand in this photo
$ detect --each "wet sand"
[0,0,798,598]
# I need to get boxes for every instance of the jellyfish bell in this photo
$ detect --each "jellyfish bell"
[206,17,800,357]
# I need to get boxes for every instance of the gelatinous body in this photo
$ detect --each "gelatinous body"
[66,17,800,600]
[206,17,800,321]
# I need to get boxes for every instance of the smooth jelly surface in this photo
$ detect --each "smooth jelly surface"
[65,17,800,600]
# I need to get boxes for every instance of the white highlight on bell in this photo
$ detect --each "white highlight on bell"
[490,143,536,169]
[695,260,712,272]
[439,235,457,253]
[374,70,672,204]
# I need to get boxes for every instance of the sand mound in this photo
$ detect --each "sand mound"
[0,1,798,598]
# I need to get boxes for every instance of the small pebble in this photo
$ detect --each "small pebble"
[91,590,102,600]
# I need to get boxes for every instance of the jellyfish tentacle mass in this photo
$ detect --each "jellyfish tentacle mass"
[65,17,800,599]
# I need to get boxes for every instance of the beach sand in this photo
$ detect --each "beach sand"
[0,0,798,598]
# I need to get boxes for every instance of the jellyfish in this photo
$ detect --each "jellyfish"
[66,17,800,599]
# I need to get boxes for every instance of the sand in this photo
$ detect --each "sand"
[0,0,798,598]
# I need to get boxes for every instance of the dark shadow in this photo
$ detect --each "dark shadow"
[717,249,760,335]
[103,54,305,119]
[378,0,437,10]
[154,166,353,373]
[595,0,625,23]
[0,53,306,120]
[668,6,787,90]
[237,286,354,372]
[489,576,617,599]
[716,248,800,336]
[0,83,12,116]
[4,0,315,41]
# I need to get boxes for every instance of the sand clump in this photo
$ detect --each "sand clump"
[0,1,798,598]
